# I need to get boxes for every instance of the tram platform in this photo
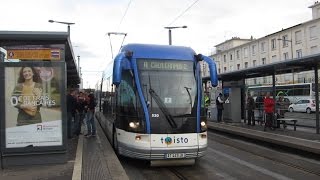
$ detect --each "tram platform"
[207,120,320,155]
[0,114,129,180]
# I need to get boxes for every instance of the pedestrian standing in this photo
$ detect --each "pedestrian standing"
[216,93,224,122]
[84,93,97,137]
[255,92,264,125]
[75,91,86,136]
[264,92,275,131]
[67,89,77,139]
[246,93,255,126]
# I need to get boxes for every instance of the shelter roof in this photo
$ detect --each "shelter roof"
[0,31,80,86]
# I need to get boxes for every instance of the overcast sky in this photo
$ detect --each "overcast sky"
[1,0,316,88]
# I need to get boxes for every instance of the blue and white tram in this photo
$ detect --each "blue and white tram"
[97,44,218,164]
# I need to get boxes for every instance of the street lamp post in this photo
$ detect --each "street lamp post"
[48,19,75,36]
[277,38,293,60]
[164,26,187,45]
[278,38,294,83]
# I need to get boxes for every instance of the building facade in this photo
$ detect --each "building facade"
[204,2,320,86]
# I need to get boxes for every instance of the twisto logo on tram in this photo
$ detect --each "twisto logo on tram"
[161,136,189,145]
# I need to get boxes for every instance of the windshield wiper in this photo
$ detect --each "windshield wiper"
[184,86,192,112]
[149,88,177,128]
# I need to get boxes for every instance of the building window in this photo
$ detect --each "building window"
[224,67,227,72]
[281,35,289,47]
[261,42,265,52]
[252,45,256,55]
[284,52,289,60]
[223,54,226,62]
[244,48,248,57]
[295,30,302,44]
[230,53,233,61]
[244,62,248,68]
[262,58,266,65]
[253,60,256,67]
[296,49,302,58]
[310,26,317,39]
[271,39,277,50]
[263,77,267,83]
[236,50,240,59]
[230,65,233,71]
[311,46,318,54]
[218,68,221,74]
[237,64,240,70]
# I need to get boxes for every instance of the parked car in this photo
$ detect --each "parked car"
[288,99,317,114]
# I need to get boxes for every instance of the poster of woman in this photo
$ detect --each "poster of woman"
[4,65,63,148]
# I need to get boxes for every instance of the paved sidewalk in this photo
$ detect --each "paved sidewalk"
[0,137,78,180]
[0,115,129,180]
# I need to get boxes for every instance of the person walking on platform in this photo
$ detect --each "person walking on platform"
[264,92,275,131]
[246,93,255,126]
[84,93,97,137]
[216,93,224,122]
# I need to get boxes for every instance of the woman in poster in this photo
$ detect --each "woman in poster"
[11,66,43,126]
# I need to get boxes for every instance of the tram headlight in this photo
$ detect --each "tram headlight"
[200,120,207,131]
[129,121,140,129]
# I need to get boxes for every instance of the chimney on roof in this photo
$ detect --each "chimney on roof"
[309,1,320,19]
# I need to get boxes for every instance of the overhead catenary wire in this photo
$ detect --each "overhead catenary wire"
[167,0,200,26]
[118,0,133,30]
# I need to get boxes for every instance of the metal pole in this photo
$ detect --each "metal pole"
[290,40,294,84]
[315,65,319,134]
[77,55,80,76]
[272,73,276,111]
[169,29,172,45]
[290,40,293,59]
[67,25,70,38]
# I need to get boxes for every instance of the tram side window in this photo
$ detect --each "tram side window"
[117,70,145,133]
[119,70,137,115]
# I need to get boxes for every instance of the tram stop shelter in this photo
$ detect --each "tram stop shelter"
[203,53,320,134]
[0,31,80,167]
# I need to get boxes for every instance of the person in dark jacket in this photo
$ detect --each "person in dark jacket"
[246,93,255,126]
[84,93,96,137]
[255,92,264,124]
[216,93,224,122]
[67,89,77,139]
[74,92,87,136]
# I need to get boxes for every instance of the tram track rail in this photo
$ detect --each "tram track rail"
[168,168,189,180]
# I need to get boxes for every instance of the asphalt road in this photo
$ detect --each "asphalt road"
[284,111,319,127]
[119,130,320,180]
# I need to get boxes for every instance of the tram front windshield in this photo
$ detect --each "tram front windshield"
[137,59,198,134]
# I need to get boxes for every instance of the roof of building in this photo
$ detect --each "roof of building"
[0,31,80,86]
[203,53,320,82]
[211,17,320,55]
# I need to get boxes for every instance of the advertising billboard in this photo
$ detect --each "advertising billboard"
[2,62,65,149]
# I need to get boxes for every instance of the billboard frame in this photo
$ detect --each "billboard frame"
[0,61,67,155]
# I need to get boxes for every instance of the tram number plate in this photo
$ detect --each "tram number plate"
[165,153,186,159]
